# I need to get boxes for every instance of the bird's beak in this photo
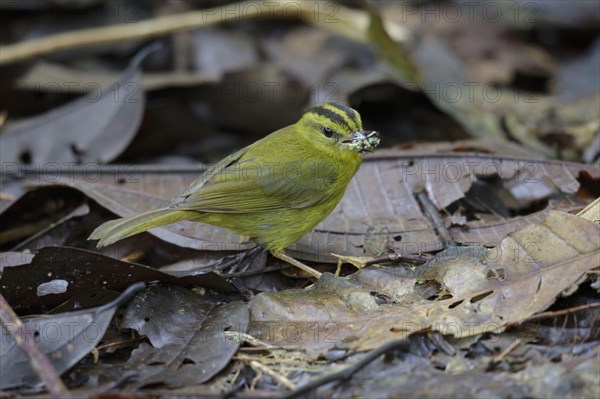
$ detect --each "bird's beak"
[342,130,380,153]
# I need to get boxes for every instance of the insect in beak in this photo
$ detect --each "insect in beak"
[343,130,380,153]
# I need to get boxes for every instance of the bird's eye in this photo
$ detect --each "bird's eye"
[322,126,334,138]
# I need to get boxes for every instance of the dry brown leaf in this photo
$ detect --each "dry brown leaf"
[36,152,598,260]
[295,154,597,260]
[407,37,598,160]
[0,54,146,165]
[249,211,599,351]
[577,197,600,223]
[63,173,252,251]
[504,92,600,160]
[122,286,248,388]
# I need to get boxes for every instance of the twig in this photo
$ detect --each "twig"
[1,164,210,178]
[95,337,144,351]
[0,293,70,398]
[12,204,90,251]
[0,192,16,202]
[491,338,522,363]
[90,347,100,364]
[332,252,429,272]
[16,63,221,93]
[417,191,457,247]
[519,302,600,323]
[363,252,429,266]
[119,249,145,264]
[0,218,56,246]
[0,0,408,65]
[249,360,297,391]
[238,346,289,352]
[428,331,456,356]
[225,331,277,349]
[273,252,322,279]
[281,339,408,399]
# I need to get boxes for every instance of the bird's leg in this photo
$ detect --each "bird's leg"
[271,251,322,279]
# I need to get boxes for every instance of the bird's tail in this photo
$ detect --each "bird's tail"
[89,208,196,247]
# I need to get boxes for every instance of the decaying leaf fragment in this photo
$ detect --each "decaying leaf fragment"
[249,211,600,352]
[36,153,599,262]
[577,197,600,223]
[0,48,147,165]
[0,283,143,389]
[0,246,236,312]
[122,285,249,388]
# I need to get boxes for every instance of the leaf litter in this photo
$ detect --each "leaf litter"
[0,46,151,166]
[0,246,236,313]
[249,211,599,351]
[0,1,598,397]
[0,283,143,390]
[123,287,249,388]
[31,151,599,262]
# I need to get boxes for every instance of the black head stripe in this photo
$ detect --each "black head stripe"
[309,107,351,131]
[330,103,358,129]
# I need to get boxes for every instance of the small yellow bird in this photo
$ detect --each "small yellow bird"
[90,103,380,278]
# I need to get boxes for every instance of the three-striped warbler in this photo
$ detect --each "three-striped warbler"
[90,103,380,278]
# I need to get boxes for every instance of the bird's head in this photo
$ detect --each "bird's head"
[299,103,380,154]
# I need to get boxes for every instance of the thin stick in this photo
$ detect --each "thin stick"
[0,110,7,128]
[2,164,210,178]
[0,192,16,202]
[1,1,261,65]
[273,252,322,279]
[282,338,408,399]
[491,338,522,363]
[249,360,297,391]
[417,191,456,247]
[363,252,429,266]
[0,293,70,398]
[520,302,600,323]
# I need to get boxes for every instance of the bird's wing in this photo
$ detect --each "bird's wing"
[173,146,249,202]
[171,155,339,213]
